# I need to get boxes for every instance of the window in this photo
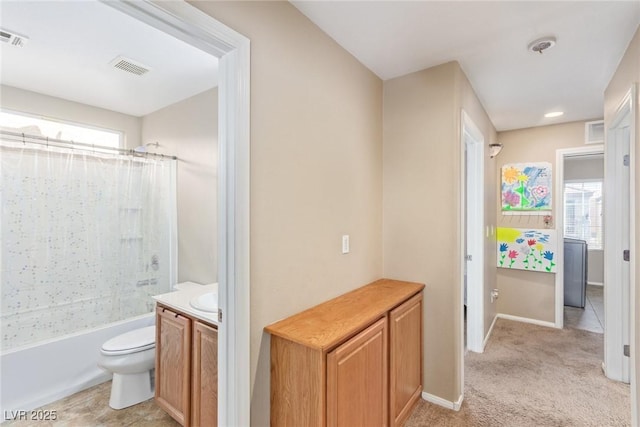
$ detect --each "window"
[563,180,603,249]
[0,110,122,149]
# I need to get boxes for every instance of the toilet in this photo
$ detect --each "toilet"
[97,325,156,409]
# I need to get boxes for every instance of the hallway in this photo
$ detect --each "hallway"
[406,318,628,426]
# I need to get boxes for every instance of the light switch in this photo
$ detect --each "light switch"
[342,235,350,254]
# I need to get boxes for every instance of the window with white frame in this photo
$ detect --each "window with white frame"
[563,180,603,250]
[0,110,122,149]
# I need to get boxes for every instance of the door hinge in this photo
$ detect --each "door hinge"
[624,344,630,357]
[623,249,630,262]
[623,154,630,167]
[465,254,472,261]
[218,308,223,323]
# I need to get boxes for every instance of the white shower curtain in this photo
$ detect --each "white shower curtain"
[0,140,177,351]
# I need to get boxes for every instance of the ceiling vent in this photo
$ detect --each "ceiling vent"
[109,56,151,76]
[0,29,29,48]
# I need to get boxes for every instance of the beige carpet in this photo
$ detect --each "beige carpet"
[406,318,630,427]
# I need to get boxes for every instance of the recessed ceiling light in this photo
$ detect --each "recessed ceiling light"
[544,111,564,118]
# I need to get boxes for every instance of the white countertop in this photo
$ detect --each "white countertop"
[153,283,219,326]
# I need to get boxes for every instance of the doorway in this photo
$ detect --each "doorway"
[560,152,605,334]
[604,86,635,384]
[461,111,485,354]
[108,2,251,425]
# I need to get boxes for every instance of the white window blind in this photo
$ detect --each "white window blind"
[563,181,603,250]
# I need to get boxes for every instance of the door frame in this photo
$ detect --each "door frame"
[554,145,604,329]
[461,111,485,354]
[102,2,251,425]
[604,85,636,386]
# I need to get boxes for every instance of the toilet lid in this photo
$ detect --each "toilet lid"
[101,326,155,355]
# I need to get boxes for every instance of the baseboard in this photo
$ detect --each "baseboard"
[421,392,464,411]
[483,315,498,349]
[496,313,556,329]
[453,394,464,411]
[588,281,604,287]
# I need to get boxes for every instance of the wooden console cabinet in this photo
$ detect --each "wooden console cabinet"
[265,278,424,427]
[155,305,218,427]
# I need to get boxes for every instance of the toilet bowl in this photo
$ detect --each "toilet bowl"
[97,325,156,410]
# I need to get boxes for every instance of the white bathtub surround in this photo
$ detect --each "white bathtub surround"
[0,313,154,415]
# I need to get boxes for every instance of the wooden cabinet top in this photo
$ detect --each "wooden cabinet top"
[264,279,424,351]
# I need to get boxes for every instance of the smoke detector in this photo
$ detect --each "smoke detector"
[528,36,556,54]
[109,56,151,76]
[0,28,29,48]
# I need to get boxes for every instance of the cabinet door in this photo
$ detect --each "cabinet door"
[156,306,192,426]
[389,293,423,427]
[192,321,218,427]
[327,317,388,427]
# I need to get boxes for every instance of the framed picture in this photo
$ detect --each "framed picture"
[497,228,557,273]
[501,162,552,212]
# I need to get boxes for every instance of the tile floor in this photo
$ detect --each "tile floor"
[564,284,604,334]
[3,382,178,427]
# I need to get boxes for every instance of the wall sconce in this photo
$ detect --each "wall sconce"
[489,143,503,158]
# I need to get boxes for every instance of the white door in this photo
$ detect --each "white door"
[604,98,632,383]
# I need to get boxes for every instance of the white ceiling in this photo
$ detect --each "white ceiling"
[0,1,218,117]
[291,1,640,131]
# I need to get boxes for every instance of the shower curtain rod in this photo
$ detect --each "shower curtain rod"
[0,130,178,160]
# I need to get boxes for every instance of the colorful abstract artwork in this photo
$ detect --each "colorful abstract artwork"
[497,228,557,273]
[501,162,552,211]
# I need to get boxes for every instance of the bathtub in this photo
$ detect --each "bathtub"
[0,312,155,416]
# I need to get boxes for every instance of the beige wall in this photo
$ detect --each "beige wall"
[142,88,218,286]
[496,121,596,322]
[189,2,383,425]
[383,61,497,402]
[0,85,141,146]
[604,25,639,423]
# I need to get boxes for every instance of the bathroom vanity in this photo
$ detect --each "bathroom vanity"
[153,285,218,427]
[265,278,425,427]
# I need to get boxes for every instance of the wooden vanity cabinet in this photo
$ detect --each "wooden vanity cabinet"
[191,321,218,426]
[156,306,192,426]
[155,304,218,427]
[265,279,425,427]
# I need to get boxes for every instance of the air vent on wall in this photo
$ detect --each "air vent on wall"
[585,120,604,145]
[109,56,151,76]
[0,28,29,47]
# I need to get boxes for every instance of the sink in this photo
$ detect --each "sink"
[189,292,218,313]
